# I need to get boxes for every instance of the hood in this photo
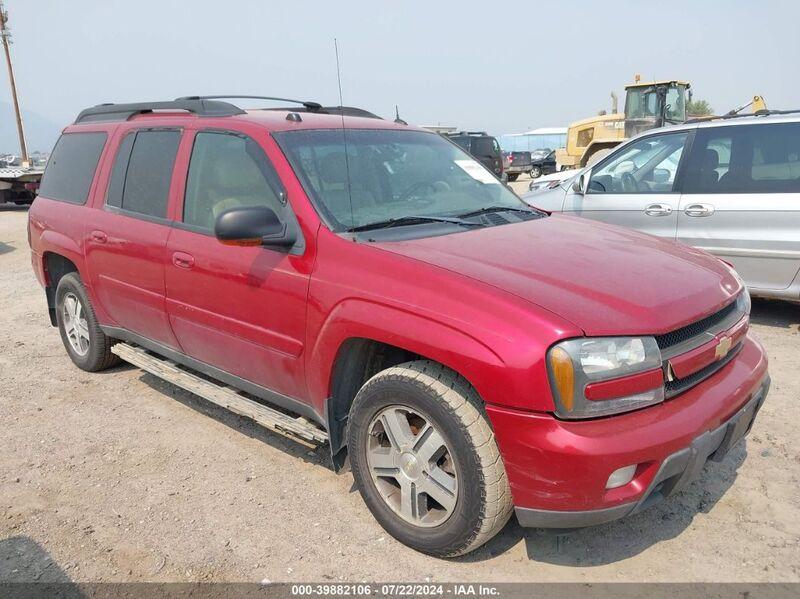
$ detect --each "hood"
[374,215,741,336]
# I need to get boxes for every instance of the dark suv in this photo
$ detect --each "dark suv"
[29,96,768,558]
[446,131,504,179]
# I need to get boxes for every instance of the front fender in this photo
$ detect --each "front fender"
[306,297,539,416]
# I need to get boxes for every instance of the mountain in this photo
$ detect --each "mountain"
[0,101,61,154]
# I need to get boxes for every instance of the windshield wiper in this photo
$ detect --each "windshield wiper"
[456,205,541,218]
[347,215,483,233]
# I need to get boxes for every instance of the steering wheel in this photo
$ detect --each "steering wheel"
[621,172,639,193]
[398,181,439,207]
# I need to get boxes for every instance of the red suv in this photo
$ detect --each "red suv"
[29,96,769,557]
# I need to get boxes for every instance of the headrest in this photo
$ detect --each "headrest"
[703,149,719,171]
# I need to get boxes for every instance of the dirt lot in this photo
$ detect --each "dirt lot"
[1,204,798,583]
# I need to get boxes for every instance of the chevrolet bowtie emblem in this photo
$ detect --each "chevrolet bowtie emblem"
[715,335,733,360]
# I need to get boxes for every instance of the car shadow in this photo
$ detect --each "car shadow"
[137,372,333,471]
[459,441,748,564]
[750,297,800,330]
[0,241,14,256]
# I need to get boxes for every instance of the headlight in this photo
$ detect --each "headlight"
[547,336,664,419]
[736,288,751,315]
[721,260,750,315]
[528,179,562,192]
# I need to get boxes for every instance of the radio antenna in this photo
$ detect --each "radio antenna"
[334,38,356,236]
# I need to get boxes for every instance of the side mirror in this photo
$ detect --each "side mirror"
[572,168,591,194]
[214,206,296,249]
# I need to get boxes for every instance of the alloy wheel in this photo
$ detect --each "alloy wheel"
[62,292,90,356]
[366,405,458,527]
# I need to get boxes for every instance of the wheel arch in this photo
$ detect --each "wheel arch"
[42,252,80,326]
[316,302,503,470]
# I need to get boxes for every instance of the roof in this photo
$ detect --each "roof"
[236,109,413,132]
[647,111,800,135]
[624,80,691,89]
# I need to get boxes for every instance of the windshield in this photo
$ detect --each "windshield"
[625,84,687,122]
[274,129,526,231]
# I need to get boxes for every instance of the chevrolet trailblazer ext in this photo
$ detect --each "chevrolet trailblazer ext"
[29,97,769,557]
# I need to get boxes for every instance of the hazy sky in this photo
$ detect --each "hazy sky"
[2,0,800,150]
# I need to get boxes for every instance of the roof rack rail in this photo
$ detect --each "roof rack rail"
[685,108,800,124]
[177,95,323,111]
[74,98,246,124]
[262,105,382,120]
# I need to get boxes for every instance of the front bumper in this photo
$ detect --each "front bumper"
[515,378,768,528]
[486,334,769,528]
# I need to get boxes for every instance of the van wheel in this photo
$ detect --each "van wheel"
[55,273,120,372]
[347,360,512,557]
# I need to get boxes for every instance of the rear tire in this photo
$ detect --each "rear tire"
[506,173,519,182]
[55,273,120,372]
[348,360,512,557]
[530,166,542,179]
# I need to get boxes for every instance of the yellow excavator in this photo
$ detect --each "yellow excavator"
[555,75,768,170]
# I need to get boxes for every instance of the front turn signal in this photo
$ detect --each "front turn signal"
[549,346,575,412]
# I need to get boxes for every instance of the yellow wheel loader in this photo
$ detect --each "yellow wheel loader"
[556,77,691,170]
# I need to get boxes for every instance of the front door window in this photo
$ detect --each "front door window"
[589,132,689,195]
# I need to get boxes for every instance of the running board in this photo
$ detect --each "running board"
[111,343,329,445]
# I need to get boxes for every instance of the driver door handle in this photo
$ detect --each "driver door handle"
[644,203,673,217]
[90,230,108,243]
[684,203,715,217]
[172,251,195,269]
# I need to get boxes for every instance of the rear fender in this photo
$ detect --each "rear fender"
[39,230,84,285]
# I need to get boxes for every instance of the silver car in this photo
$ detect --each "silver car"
[526,114,800,300]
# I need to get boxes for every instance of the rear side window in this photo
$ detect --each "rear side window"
[449,136,470,152]
[105,133,135,208]
[119,130,181,218]
[471,137,500,157]
[684,122,800,194]
[38,132,107,204]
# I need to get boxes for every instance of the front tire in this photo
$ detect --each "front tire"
[348,360,512,557]
[55,273,120,372]
[530,166,542,179]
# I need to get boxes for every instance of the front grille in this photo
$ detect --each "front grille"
[655,300,738,351]
[664,342,742,399]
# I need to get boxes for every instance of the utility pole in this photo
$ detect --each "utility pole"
[0,0,29,166]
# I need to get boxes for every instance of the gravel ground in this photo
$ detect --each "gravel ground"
[1,204,798,583]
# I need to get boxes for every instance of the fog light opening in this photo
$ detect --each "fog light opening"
[606,464,638,489]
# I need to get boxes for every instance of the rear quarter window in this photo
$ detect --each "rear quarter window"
[38,132,108,204]
[471,137,500,156]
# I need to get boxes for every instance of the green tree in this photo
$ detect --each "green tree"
[687,99,714,117]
